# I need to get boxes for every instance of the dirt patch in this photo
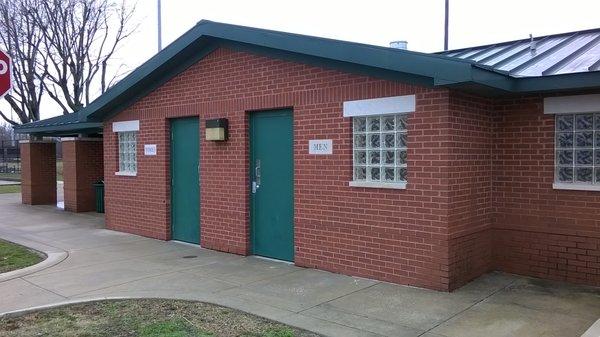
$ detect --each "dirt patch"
[0,299,322,337]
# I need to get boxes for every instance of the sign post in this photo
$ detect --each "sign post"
[0,50,12,99]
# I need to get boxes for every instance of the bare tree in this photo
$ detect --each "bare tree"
[0,122,13,140]
[0,0,135,125]
[36,0,136,113]
[0,0,46,125]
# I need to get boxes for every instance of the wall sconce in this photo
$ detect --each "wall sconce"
[205,118,228,141]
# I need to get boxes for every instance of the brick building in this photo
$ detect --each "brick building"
[15,21,600,291]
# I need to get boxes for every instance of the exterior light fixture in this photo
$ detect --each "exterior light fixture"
[205,118,228,141]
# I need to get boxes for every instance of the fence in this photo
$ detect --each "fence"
[0,140,21,176]
[0,139,63,180]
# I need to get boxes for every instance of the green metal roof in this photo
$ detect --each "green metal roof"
[13,111,101,136]
[15,20,600,135]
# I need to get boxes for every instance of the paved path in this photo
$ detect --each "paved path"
[0,192,599,337]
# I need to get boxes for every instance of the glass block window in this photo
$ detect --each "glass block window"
[555,113,600,185]
[118,131,137,173]
[353,114,408,183]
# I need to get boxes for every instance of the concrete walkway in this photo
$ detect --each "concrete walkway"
[0,192,599,337]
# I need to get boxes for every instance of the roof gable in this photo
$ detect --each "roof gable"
[15,21,600,135]
[78,20,513,123]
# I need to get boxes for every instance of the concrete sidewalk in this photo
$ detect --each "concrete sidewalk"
[0,192,599,337]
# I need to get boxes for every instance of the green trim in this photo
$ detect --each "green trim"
[222,40,435,87]
[87,41,217,121]
[14,122,102,135]
[76,20,501,124]
[514,71,600,93]
[14,20,600,136]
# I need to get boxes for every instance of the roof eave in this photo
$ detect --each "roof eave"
[14,122,102,136]
[513,71,600,93]
[78,20,495,122]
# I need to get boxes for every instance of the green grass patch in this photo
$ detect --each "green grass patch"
[56,160,63,181]
[0,240,44,273]
[0,299,321,337]
[140,319,212,337]
[0,185,20,194]
[0,172,20,181]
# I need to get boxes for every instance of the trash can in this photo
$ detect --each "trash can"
[93,180,105,213]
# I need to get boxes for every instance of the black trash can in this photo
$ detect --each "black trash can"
[93,180,105,213]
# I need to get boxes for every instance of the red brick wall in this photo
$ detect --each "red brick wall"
[104,118,171,240]
[102,45,600,290]
[20,141,56,205]
[105,47,458,290]
[446,92,494,289]
[63,139,104,212]
[492,95,600,287]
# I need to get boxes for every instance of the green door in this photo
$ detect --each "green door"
[170,117,200,244]
[250,109,294,262]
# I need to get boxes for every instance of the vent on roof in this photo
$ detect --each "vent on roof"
[390,40,408,50]
[529,34,537,52]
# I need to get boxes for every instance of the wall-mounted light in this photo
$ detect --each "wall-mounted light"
[205,118,228,141]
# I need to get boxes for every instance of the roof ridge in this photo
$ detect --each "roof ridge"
[193,19,476,65]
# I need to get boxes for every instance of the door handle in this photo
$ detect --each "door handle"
[252,159,261,194]
[256,159,261,186]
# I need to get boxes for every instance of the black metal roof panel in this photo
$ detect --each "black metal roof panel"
[438,28,600,77]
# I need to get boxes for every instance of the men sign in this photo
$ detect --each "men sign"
[0,50,11,99]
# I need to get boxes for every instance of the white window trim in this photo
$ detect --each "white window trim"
[115,171,137,177]
[112,120,139,132]
[349,181,407,189]
[553,183,600,192]
[114,122,138,176]
[343,95,415,117]
[544,94,600,115]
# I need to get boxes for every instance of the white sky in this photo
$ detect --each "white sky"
[4,0,600,122]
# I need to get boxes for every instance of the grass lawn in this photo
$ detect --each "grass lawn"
[0,240,44,273]
[0,185,21,194]
[0,172,21,181]
[0,299,321,337]
[56,160,63,181]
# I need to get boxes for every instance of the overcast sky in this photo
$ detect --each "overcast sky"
[5,0,600,122]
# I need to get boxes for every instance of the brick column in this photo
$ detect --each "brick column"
[20,140,57,205]
[62,138,103,212]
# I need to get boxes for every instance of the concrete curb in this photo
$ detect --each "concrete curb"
[0,296,354,337]
[582,319,600,337]
[0,297,131,319]
[0,234,68,283]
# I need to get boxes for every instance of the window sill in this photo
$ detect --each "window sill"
[348,181,407,189]
[553,183,600,192]
[115,171,137,177]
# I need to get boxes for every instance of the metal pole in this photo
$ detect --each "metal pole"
[444,0,449,51]
[157,0,162,52]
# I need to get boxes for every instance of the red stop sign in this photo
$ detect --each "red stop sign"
[0,50,11,99]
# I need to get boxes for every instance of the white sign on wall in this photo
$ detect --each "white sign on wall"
[309,139,333,155]
[144,144,157,156]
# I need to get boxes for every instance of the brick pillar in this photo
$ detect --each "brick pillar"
[20,140,57,205]
[62,138,103,212]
